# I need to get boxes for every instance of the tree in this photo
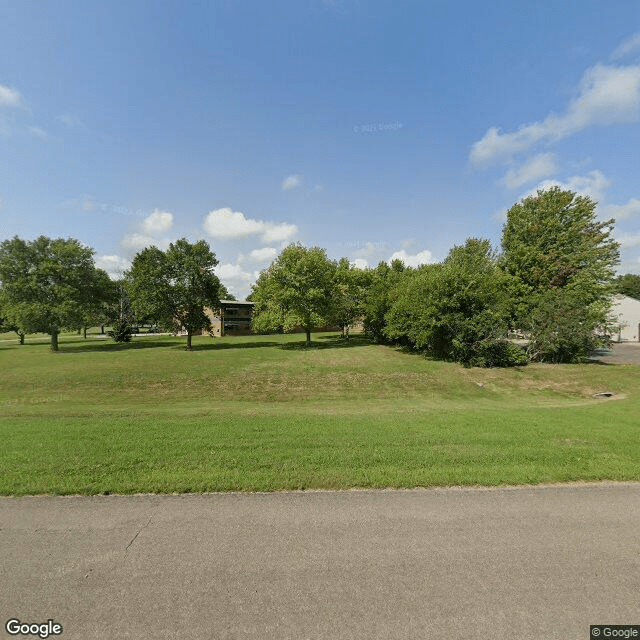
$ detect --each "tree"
[332,258,368,339]
[251,244,337,346]
[614,273,640,300]
[361,259,405,342]
[75,268,118,338]
[0,236,110,351]
[501,187,620,362]
[385,238,525,367]
[126,238,222,350]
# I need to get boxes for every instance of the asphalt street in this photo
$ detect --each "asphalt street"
[2,484,639,640]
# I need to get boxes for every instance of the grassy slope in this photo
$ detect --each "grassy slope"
[1,332,639,495]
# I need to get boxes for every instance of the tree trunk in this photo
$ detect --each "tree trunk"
[186,330,192,350]
[344,324,350,340]
[17,331,25,345]
[100,325,105,334]
[50,329,59,352]
[83,327,87,339]
[305,326,311,346]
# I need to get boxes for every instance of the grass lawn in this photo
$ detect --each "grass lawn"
[1,330,639,495]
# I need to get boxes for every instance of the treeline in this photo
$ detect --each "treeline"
[251,187,622,365]
[0,237,233,351]
[0,187,631,363]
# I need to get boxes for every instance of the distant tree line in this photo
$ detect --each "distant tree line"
[0,236,230,351]
[251,187,622,365]
[0,187,627,363]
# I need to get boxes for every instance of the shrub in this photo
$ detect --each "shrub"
[108,320,133,343]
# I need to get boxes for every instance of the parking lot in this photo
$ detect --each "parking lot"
[591,341,640,364]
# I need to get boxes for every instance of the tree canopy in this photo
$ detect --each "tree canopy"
[126,238,222,350]
[614,273,640,301]
[251,244,337,345]
[501,187,620,362]
[0,235,111,351]
[385,238,525,367]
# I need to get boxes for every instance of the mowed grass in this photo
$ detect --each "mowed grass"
[1,331,639,495]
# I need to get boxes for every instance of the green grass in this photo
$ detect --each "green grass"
[1,331,639,495]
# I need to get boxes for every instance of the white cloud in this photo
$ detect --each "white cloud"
[387,249,436,268]
[350,258,369,269]
[203,207,298,243]
[470,63,640,166]
[352,241,387,260]
[531,170,612,204]
[262,222,298,243]
[121,233,158,250]
[611,33,640,60]
[499,153,558,189]
[214,262,256,299]
[95,254,131,279]
[601,198,640,221]
[121,209,174,250]
[616,232,640,248]
[0,84,22,108]
[282,174,303,191]
[248,247,278,263]
[141,209,173,235]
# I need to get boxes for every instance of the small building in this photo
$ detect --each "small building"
[204,300,255,337]
[610,294,640,342]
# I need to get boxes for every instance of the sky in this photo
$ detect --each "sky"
[1,0,640,298]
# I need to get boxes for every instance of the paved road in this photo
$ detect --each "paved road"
[592,341,640,364]
[2,484,640,640]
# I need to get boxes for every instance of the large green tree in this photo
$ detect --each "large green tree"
[0,236,111,351]
[385,238,525,367]
[251,244,337,346]
[501,187,620,362]
[126,238,222,350]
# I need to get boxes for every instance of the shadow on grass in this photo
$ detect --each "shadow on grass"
[190,340,284,351]
[58,338,186,353]
[279,334,373,350]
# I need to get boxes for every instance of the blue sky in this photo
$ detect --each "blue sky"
[1,0,640,298]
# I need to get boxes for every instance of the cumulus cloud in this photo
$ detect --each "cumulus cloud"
[122,209,174,250]
[282,174,303,191]
[528,170,612,204]
[387,249,436,268]
[95,254,131,279]
[248,247,278,263]
[121,233,158,250]
[0,84,22,108]
[203,207,298,243]
[470,63,640,166]
[350,258,369,269]
[214,262,257,299]
[499,153,558,189]
[601,198,640,221]
[141,209,173,235]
